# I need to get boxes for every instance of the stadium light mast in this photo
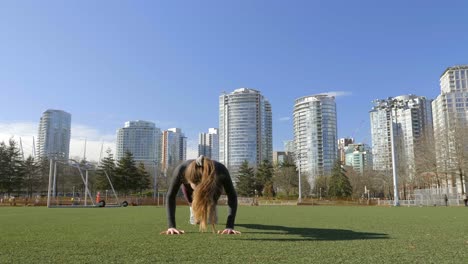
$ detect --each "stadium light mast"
[298,156,302,203]
[385,98,401,206]
[389,108,400,206]
[152,160,158,204]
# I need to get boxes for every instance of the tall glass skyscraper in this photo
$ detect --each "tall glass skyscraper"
[219,88,272,177]
[293,94,337,189]
[432,65,468,192]
[36,109,71,160]
[116,120,162,165]
[161,128,187,171]
[198,128,219,161]
[370,95,433,179]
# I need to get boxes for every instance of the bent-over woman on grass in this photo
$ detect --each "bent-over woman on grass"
[161,156,240,235]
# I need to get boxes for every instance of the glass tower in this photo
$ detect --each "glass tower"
[161,128,186,171]
[36,109,71,160]
[293,94,337,189]
[219,88,272,178]
[116,120,162,165]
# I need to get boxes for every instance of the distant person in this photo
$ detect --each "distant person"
[9,196,16,206]
[444,194,448,206]
[464,195,468,207]
[161,156,240,235]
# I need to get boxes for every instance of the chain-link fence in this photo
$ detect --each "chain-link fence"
[377,187,467,206]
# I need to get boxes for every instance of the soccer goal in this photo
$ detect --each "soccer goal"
[46,159,121,208]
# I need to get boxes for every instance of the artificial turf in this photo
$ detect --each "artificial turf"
[0,205,467,263]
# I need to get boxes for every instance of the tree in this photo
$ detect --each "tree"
[95,149,116,191]
[23,156,42,198]
[300,172,312,199]
[235,160,255,197]
[135,162,151,193]
[273,160,298,197]
[114,151,139,196]
[314,175,328,199]
[414,134,441,189]
[449,120,468,195]
[255,160,274,197]
[328,160,352,198]
[36,157,51,195]
[0,139,25,196]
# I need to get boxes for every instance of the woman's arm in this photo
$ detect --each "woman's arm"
[165,162,186,229]
[217,163,238,230]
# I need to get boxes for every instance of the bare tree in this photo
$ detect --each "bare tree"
[449,119,468,194]
[272,161,298,198]
[414,134,442,190]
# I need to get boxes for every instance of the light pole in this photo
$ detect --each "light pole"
[387,100,400,206]
[390,125,399,206]
[47,158,54,208]
[296,152,307,203]
[152,160,158,204]
[298,158,302,203]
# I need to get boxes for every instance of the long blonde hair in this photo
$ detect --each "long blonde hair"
[185,156,220,231]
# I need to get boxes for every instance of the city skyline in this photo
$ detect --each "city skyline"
[1,1,467,161]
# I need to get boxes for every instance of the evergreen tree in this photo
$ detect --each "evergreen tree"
[114,151,139,196]
[235,160,255,197]
[328,160,353,198]
[256,160,274,197]
[135,162,151,193]
[0,139,25,196]
[34,157,50,195]
[95,149,116,191]
[23,156,42,198]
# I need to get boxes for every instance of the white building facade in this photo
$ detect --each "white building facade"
[293,94,337,189]
[198,128,219,161]
[36,109,72,160]
[370,95,433,179]
[432,65,468,193]
[115,120,162,165]
[161,128,187,171]
[219,88,272,177]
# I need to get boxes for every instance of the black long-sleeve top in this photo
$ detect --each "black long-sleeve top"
[166,160,238,229]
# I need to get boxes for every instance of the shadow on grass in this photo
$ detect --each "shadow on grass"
[236,224,389,241]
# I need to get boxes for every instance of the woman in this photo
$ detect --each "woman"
[161,156,241,235]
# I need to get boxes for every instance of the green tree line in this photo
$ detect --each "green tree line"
[236,159,353,199]
[0,139,152,198]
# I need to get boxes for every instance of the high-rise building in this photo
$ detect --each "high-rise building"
[272,151,293,165]
[219,88,272,177]
[115,120,162,165]
[198,128,219,161]
[293,94,338,189]
[432,65,468,192]
[338,138,354,164]
[370,95,433,179]
[284,140,295,154]
[344,143,372,174]
[161,128,187,171]
[36,109,71,160]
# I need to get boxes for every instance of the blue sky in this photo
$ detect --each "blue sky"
[1,0,467,161]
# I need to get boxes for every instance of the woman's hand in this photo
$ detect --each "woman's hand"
[217,228,241,235]
[160,228,185,235]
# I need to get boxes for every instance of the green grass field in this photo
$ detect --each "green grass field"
[1,205,467,263]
